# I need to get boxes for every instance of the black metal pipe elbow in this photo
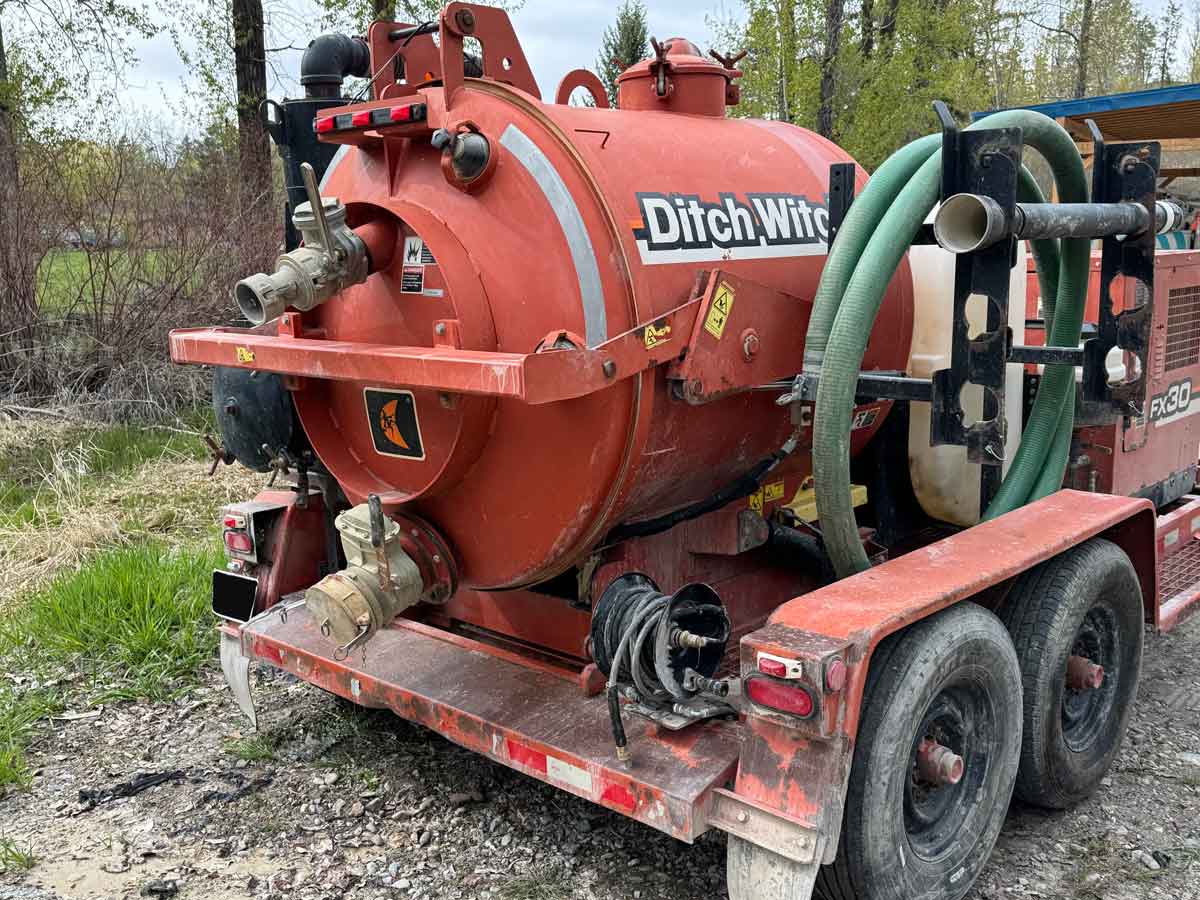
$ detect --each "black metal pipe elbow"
[301,33,371,98]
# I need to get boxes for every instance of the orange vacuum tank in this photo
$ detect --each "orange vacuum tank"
[279,30,913,590]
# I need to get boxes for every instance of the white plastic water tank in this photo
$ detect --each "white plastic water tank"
[906,238,1027,526]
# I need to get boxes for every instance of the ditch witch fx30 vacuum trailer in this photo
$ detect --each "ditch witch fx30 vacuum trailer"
[170,5,1200,897]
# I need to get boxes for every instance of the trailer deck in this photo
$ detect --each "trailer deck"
[231,605,744,843]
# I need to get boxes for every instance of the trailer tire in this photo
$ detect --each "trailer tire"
[999,538,1143,809]
[815,602,1021,900]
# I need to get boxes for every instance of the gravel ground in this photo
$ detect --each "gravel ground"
[1,609,1198,900]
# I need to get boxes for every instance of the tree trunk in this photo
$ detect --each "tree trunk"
[777,0,796,123]
[880,0,900,58]
[0,16,17,190]
[1073,0,1093,99]
[232,0,272,215]
[372,0,396,23]
[818,0,845,138]
[861,0,875,56]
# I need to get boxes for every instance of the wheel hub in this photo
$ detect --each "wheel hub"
[904,686,990,861]
[1062,605,1119,753]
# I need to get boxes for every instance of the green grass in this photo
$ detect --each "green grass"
[0,685,63,791]
[0,540,221,790]
[37,248,97,312]
[0,419,210,527]
[36,248,179,313]
[227,732,283,763]
[0,836,37,873]
[0,421,208,487]
[495,868,573,900]
[0,541,222,702]
[0,415,230,792]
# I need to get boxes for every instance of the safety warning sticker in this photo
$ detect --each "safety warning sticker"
[402,236,436,266]
[401,266,424,293]
[643,320,671,349]
[401,236,436,294]
[364,388,425,460]
[704,281,735,339]
[749,479,787,512]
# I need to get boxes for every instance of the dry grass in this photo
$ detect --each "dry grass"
[0,418,260,606]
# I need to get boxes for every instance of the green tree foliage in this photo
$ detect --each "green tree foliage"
[723,0,1193,170]
[596,1,650,107]
[1156,0,1183,85]
[313,0,523,46]
[1190,1,1200,82]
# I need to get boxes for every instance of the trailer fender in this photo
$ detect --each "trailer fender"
[733,489,1156,864]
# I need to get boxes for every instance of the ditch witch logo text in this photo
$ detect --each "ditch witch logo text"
[632,191,832,264]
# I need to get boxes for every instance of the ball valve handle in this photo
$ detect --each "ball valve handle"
[300,161,341,262]
[232,163,371,325]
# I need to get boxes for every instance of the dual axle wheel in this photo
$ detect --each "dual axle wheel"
[731,538,1143,900]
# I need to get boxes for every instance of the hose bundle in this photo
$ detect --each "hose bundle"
[590,575,730,762]
[805,110,1090,578]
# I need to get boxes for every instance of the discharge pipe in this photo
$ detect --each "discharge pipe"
[300,33,371,99]
[933,194,1180,253]
[1157,199,1187,234]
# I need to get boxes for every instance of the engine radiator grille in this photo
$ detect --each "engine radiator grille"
[1166,284,1200,372]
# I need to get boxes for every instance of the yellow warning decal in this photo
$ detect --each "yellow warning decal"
[704,281,735,340]
[235,347,255,363]
[749,479,786,513]
[643,321,672,349]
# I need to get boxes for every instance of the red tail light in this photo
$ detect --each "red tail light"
[758,657,788,678]
[224,529,253,554]
[745,676,815,718]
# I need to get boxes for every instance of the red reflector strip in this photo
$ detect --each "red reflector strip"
[503,739,595,793]
[351,110,371,127]
[389,105,413,122]
[600,782,637,813]
[745,676,815,718]
[223,530,253,553]
[314,116,335,134]
[505,738,547,774]
[825,657,848,692]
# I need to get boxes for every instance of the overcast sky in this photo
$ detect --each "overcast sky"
[119,0,743,126]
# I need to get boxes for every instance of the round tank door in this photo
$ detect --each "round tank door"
[291,205,499,505]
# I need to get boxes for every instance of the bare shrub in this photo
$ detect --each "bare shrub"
[0,118,280,420]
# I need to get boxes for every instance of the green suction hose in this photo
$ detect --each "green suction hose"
[804,134,942,374]
[807,110,1090,578]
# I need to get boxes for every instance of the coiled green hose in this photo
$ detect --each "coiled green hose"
[807,111,1090,578]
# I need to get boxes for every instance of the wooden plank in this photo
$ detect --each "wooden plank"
[1077,137,1200,157]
